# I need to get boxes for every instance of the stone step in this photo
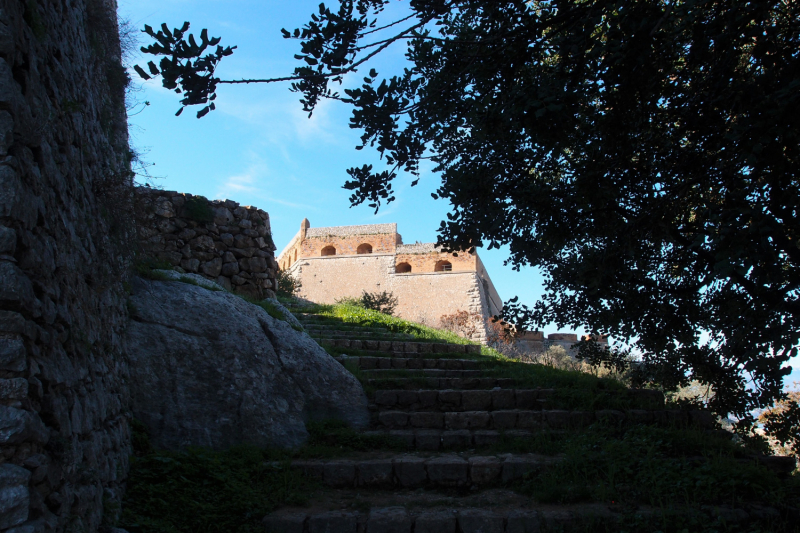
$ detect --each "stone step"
[303,325,391,333]
[284,453,559,489]
[336,356,481,371]
[360,369,485,378]
[364,428,540,450]
[309,330,413,338]
[371,388,665,411]
[365,377,523,390]
[375,408,715,432]
[264,503,638,533]
[319,338,481,354]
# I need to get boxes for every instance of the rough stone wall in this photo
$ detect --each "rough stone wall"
[0,1,133,532]
[134,187,278,299]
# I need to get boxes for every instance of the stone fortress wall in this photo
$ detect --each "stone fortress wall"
[279,220,504,343]
[1,1,134,532]
[134,187,278,299]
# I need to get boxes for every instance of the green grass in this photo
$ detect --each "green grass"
[119,424,317,533]
[291,303,482,345]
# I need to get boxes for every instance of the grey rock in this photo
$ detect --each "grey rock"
[367,507,411,533]
[263,512,306,533]
[457,509,504,533]
[426,455,469,487]
[201,257,223,277]
[125,278,369,449]
[308,511,359,533]
[0,378,28,399]
[152,269,225,291]
[0,310,24,333]
[0,337,26,372]
[414,511,456,533]
[506,510,541,533]
[0,463,30,529]
[264,298,303,329]
[0,224,16,254]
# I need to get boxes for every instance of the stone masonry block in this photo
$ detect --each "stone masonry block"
[491,410,518,430]
[543,410,570,428]
[409,412,445,429]
[491,389,516,409]
[506,510,541,533]
[367,507,411,533]
[324,461,355,487]
[388,430,415,448]
[396,390,418,406]
[391,358,408,369]
[393,456,427,487]
[364,340,379,350]
[445,412,468,430]
[414,511,457,533]
[359,357,378,370]
[379,411,409,429]
[418,390,438,408]
[357,459,394,486]
[517,411,542,429]
[0,463,31,530]
[407,358,423,369]
[335,339,351,348]
[469,456,501,484]
[464,411,491,429]
[404,342,419,353]
[461,390,492,411]
[473,430,500,447]
[447,344,466,354]
[377,358,393,369]
[423,359,438,369]
[457,509,504,533]
[426,455,469,487]
[465,344,481,354]
[350,340,362,350]
[263,513,307,533]
[374,390,397,407]
[415,429,442,451]
[441,429,472,448]
[444,359,464,370]
[501,456,544,483]
[308,511,359,533]
[379,341,393,352]
[392,341,406,352]
[461,360,479,370]
[432,343,448,353]
[439,390,462,409]
[419,343,434,353]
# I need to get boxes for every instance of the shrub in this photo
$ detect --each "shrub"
[439,310,482,339]
[275,269,301,298]
[359,290,398,315]
[184,196,213,223]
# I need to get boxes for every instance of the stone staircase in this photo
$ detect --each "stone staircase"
[263,308,796,533]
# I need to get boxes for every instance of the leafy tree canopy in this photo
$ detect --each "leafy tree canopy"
[136,0,800,436]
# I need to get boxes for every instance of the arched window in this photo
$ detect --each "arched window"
[357,243,373,254]
[321,246,336,256]
[396,262,412,273]
[435,260,452,272]
[294,250,297,262]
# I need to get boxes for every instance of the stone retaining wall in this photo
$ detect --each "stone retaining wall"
[134,187,278,298]
[0,1,133,531]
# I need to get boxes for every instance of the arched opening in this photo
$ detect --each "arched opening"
[294,250,297,262]
[321,246,336,256]
[434,260,452,272]
[395,262,412,274]
[357,243,373,254]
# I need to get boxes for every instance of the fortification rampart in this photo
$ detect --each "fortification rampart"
[135,188,278,298]
[279,221,503,342]
[0,1,133,531]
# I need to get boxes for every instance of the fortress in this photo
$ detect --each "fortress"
[278,220,502,342]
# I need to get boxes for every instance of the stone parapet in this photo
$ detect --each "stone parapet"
[307,223,397,237]
[134,188,278,298]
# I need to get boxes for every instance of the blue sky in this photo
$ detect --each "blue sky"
[118,0,798,388]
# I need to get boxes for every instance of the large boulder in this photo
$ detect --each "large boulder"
[124,277,369,449]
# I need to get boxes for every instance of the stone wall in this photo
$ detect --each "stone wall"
[0,1,133,532]
[134,187,278,299]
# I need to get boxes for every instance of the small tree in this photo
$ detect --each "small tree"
[439,310,481,340]
[359,290,398,315]
[275,269,301,298]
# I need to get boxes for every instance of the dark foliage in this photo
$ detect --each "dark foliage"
[183,196,213,223]
[275,269,301,298]
[359,290,398,315]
